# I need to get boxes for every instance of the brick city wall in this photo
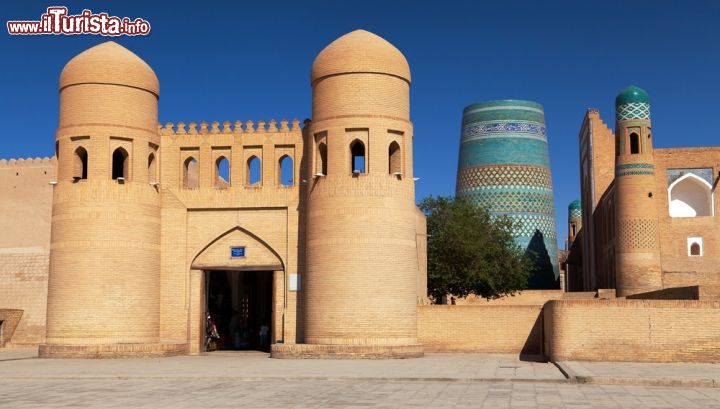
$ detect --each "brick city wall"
[0,158,55,345]
[417,305,543,355]
[544,299,720,363]
[0,250,50,345]
[454,290,564,306]
[0,309,23,347]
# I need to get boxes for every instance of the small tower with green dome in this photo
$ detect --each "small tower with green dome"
[567,200,582,248]
[613,85,662,296]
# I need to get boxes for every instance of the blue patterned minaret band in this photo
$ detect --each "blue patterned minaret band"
[456,100,559,286]
[568,200,582,221]
[615,85,650,121]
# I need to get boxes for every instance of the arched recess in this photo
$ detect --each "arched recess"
[350,139,365,173]
[668,173,714,217]
[388,141,401,174]
[690,242,701,256]
[279,155,293,186]
[317,142,327,175]
[112,147,129,180]
[148,153,157,183]
[190,225,285,272]
[183,157,199,188]
[629,133,640,154]
[215,156,230,188]
[73,146,88,180]
[247,156,261,186]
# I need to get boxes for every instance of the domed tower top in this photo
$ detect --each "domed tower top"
[60,41,159,97]
[310,30,411,85]
[615,85,650,122]
[568,200,581,220]
[568,199,581,211]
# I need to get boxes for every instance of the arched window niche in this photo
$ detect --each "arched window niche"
[688,237,703,257]
[388,141,401,175]
[112,147,129,181]
[215,156,230,188]
[247,156,261,186]
[629,133,640,154]
[148,153,157,183]
[350,139,366,174]
[668,173,714,217]
[73,146,88,180]
[183,157,199,188]
[317,142,327,176]
[279,155,293,186]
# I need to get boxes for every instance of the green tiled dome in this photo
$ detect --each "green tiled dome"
[568,200,581,210]
[615,85,649,106]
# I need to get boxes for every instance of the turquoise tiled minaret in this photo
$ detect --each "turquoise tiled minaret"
[455,100,559,288]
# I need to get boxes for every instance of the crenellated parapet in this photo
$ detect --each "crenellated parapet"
[160,119,302,135]
[0,156,57,167]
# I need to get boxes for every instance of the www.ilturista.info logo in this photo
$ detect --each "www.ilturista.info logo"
[7,7,151,36]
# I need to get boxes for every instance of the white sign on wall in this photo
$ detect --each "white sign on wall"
[289,273,300,291]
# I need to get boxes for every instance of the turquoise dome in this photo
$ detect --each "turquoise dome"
[615,85,649,106]
[568,200,581,210]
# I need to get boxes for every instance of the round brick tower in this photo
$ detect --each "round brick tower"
[302,30,422,357]
[613,85,662,297]
[41,42,168,357]
[567,200,582,247]
[455,100,559,289]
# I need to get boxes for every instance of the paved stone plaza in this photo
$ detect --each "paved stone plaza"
[3,349,720,408]
[5,379,720,408]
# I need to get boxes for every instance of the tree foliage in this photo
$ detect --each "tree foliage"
[420,196,532,302]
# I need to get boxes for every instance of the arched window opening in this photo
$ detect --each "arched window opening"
[669,174,713,217]
[388,141,401,175]
[73,146,88,180]
[148,153,157,183]
[215,156,230,188]
[630,133,640,154]
[112,147,129,180]
[317,142,327,175]
[350,139,365,173]
[55,141,59,160]
[279,155,294,186]
[571,224,577,236]
[183,157,198,188]
[690,242,701,256]
[247,156,261,186]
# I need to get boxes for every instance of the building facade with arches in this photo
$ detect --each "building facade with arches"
[570,85,720,297]
[0,30,428,358]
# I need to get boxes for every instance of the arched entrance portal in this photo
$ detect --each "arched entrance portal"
[205,270,273,351]
[191,226,285,353]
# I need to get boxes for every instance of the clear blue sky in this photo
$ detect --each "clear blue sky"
[2,1,719,248]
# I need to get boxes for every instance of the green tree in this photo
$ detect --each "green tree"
[419,196,532,302]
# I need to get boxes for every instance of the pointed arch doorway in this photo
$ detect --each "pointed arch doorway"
[191,226,285,354]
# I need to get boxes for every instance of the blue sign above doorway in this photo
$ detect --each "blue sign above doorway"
[230,246,246,258]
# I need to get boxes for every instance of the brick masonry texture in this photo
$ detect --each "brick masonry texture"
[418,305,542,355]
[0,158,55,345]
[544,299,720,363]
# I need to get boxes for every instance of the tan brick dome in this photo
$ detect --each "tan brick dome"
[311,30,411,85]
[60,41,159,96]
